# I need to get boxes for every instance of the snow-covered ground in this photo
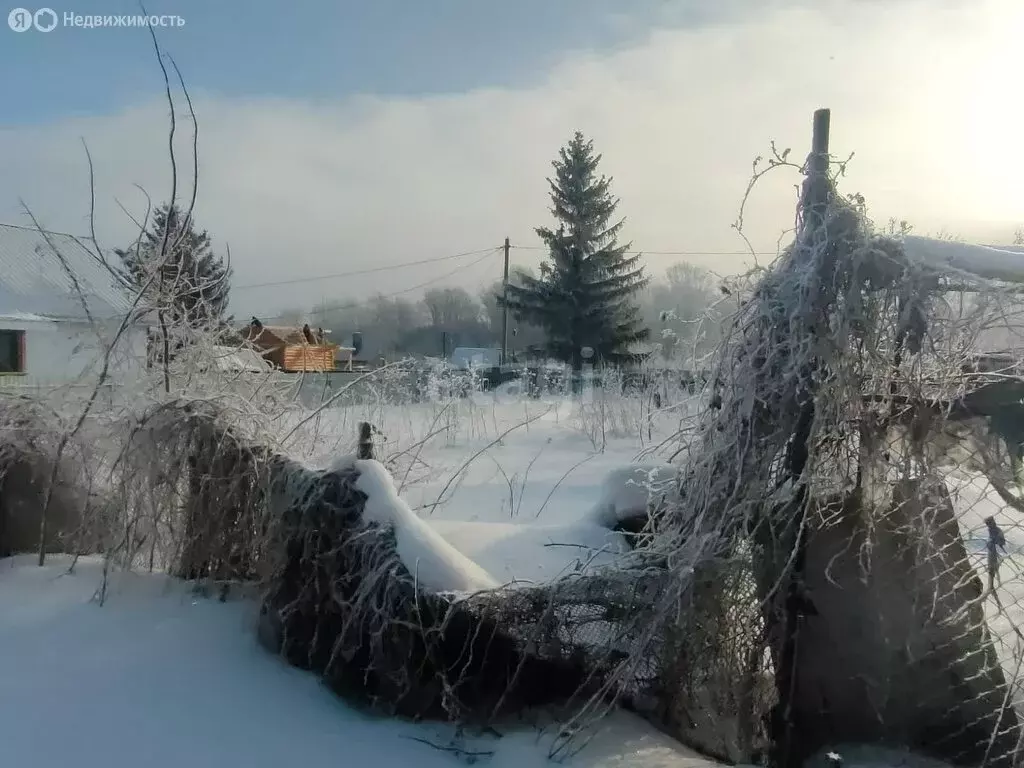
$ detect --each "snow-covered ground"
[0,555,720,768]
[5,386,1018,767]
[282,393,697,587]
[1,390,721,768]
[944,470,1024,710]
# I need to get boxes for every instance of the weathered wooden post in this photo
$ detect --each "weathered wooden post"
[357,422,374,460]
[766,107,833,768]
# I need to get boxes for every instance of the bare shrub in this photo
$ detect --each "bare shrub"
[0,396,100,556]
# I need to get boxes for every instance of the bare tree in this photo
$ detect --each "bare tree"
[641,262,722,361]
[318,294,427,360]
[421,287,483,328]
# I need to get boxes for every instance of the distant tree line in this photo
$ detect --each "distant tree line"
[116,136,726,371]
[282,132,725,367]
[279,258,723,366]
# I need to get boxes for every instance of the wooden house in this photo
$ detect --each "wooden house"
[243,319,338,372]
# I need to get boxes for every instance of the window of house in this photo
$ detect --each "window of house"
[0,330,25,373]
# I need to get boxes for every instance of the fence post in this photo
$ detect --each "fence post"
[770,108,831,768]
[357,422,374,460]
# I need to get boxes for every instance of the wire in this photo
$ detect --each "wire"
[239,244,770,299]
[233,246,501,291]
[255,247,501,322]
[509,245,777,257]
[236,244,774,293]
[240,242,774,320]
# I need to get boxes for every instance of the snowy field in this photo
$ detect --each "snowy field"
[5,384,1024,767]
[276,389,700,585]
[0,388,722,768]
[0,554,723,768]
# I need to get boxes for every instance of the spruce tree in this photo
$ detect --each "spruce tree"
[501,131,648,372]
[117,203,232,332]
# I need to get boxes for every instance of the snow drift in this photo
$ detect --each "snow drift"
[354,459,499,593]
[586,462,681,531]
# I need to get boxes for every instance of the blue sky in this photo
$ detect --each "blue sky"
[3,0,714,124]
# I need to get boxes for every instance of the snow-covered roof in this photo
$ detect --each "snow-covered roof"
[0,311,53,323]
[206,345,273,373]
[168,344,273,374]
[903,237,1024,283]
[899,237,1024,356]
[0,223,133,321]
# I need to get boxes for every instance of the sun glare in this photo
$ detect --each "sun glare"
[958,0,1024,225]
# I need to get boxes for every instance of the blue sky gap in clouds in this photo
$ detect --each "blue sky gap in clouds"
[1,0,730,124]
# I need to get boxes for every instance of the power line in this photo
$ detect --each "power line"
[233,246,501,291]
[509,245,778,257]
[379,248,500,298]
[254,247,501,322]
[238,242,777,306]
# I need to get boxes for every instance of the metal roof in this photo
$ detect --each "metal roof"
[0,223,133,321]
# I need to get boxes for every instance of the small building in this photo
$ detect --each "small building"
[0,223,146,390]
[243,319,338,372]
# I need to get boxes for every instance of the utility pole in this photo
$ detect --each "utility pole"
[501,236,510,366]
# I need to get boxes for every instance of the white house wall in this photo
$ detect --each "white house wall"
[0,316,146,391]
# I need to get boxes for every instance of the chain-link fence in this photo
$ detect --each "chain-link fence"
[786,374,1024,768]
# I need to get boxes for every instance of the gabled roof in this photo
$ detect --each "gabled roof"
[245,323,336,348]
[0,223,133,321]
[245,325,307,347]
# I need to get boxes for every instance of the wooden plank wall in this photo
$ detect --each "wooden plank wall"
[282,345,336,372]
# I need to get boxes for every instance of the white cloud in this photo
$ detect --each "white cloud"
[2,0,1021,319]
